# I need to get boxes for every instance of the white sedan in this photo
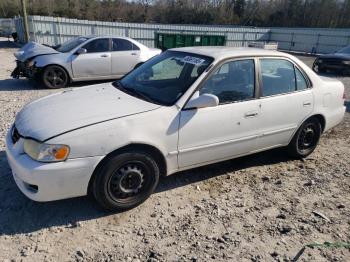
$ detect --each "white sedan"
[12,35,161,88]
[6,47,346,211]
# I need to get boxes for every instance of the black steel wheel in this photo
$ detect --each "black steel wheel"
[92,150,159,211]
[287,117,322,158]
[42,65,69,89]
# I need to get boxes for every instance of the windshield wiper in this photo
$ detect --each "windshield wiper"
[114,81,159,105]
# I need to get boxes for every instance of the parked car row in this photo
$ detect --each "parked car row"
[11,35,161,88]
[6,43,346,211]
[12,35,350,91]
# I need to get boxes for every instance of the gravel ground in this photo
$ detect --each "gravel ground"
[0,38,349,262]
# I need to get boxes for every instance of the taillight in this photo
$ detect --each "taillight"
[343,91,347,100]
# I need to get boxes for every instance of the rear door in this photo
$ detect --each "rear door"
[111,38,141,77]
[72,38,111,79]
[256,58,313,150]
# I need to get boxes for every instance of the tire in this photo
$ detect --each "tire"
[287,117,322,158]
[42,65,69,89]
[92,150,160,211]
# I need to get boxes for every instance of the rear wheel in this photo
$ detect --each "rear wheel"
[92,150,159,211]
[287,117,322,158]
[42,65,69,89]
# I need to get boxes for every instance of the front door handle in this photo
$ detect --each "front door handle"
[131,53,137,55]
[244,111,258,118]
[303,101,312,106]
[100,54,109,58]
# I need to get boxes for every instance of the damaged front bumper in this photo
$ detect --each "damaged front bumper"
[11,60,41,79]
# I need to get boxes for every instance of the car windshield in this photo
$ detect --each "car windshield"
[114,51,213,106]
[56,37,89,52]
[336,45,350,54]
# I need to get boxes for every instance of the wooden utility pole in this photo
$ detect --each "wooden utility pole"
[20,0,30,42]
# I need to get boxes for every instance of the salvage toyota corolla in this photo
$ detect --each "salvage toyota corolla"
[6,47,346,211]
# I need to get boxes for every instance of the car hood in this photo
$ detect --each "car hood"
[14,41,59,62]
[15,83,161,141]
[318,53,350,60]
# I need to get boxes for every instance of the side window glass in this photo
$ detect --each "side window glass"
[132,43,140,51]
[295,67,308,90]
[200,59,255,104]
[260,59,296,96]
[112,38,132,51]
[82,39,109,53]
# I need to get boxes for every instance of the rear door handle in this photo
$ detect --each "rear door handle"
[131,53,137,55]
[244,111,258,118]
[100,54,109,58]
[303,101,312,106]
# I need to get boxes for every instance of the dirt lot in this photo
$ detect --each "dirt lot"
[0,38,349,262]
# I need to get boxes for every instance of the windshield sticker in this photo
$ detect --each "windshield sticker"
[181,56,205,65]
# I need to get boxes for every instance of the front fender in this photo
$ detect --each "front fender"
[46,106,180,175]
[33,53,73,79]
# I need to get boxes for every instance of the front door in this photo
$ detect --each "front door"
[72,38,111,79]
[178,59,261,168]
[256,58,314,149]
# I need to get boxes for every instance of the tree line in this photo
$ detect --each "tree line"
[1,0,350,28]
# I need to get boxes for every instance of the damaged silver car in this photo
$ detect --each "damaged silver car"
[12,35,161,89]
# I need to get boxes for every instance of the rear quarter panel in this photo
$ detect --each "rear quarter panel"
[311,75,345,131]
[289,55,345,131]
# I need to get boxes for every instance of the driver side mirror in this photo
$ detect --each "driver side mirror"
[75,48,87,55]
[184,92,219,109]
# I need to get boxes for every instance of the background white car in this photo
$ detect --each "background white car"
[11,35,161,88]
[6,47,346,211]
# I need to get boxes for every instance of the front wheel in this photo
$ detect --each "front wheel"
[42,65,69,89]
[92,150,160,211]
[287,117,322,158]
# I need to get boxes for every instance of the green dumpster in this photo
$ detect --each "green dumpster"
[155,33,226,50]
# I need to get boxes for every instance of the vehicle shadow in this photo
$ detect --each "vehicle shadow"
[0,39,21,49]
[156,148,290,193]
[0,148,291,236]
[0,79,38,91]
[0,78,116,91]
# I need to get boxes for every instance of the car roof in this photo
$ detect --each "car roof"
[84,35,148,49]
[87,35,134,41]
[170,46,290,60]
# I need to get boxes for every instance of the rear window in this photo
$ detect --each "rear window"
[112,38,140,51]
[260,59,309,97]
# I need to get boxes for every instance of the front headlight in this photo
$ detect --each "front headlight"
[342,60,350,65]
[317,59,323,63]
[24,139,70,162]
